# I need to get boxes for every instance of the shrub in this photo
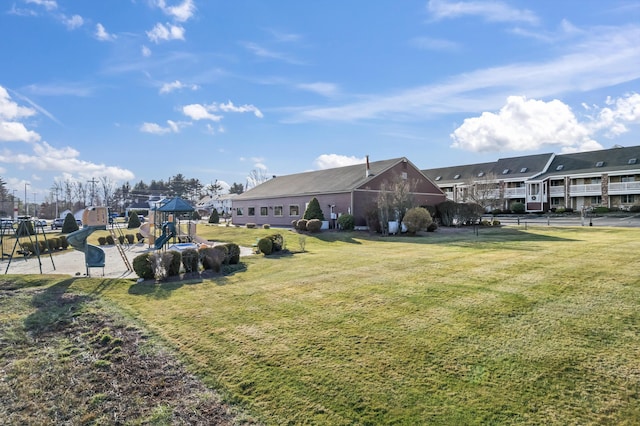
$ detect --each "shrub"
[192,211,201,221]
[427,222,438,232]
[125,234,135,244]
[59,235,69,249]
[118,235,125,245]
[132,252,154,280]
[168,251,182,276]
[296,219,308,231]
[510,202,526,214]
[364,206,381,233]
[267,234,284,252]
[257,237,273,255]
[337,214,355,231]
[303,197,325,221]
[136,232,144,242]
[21,241,34,255]
[211,245,229,264]
[263,224,270,229]
[209,210,219,224]
[106,235,115,245]
[16,221,35,237]
[38,241,46,254]
[150,252,175,281]
[219,242,241,264]
[246,223,256,229]
[629,204,640,213]
[199,246,224,272]
[127,213,141,229]
[98,236,107,246]
[436,200,458,227]
[403,207,433,235]
[492,220,501,226]
[62,213,79,234]
[48,237,61,250]
[306,219,322,233]
[181,248,200,273]
[291,220,298,229]
[593,206,609,214]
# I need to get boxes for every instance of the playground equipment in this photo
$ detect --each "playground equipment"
[2,217,56,274]
[148,197,196,250]
[66,206,133,276]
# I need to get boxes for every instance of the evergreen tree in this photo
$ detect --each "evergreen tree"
[229,182,244,194]
[209,209,220,224]
[128,212,141,229]
[61,212,79,233]
[303,197,325,221]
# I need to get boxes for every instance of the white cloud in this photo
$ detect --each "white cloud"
[294,25,640,123]
[240,41,303,65]
[159,80,199,94]
[62,14,83,30]
[182,104,223,121]
[589,93,640,138]
[314,154,366,170]
[156,0,196,22]
[146,22,185,43]
[219,101,263,118]
[296,82,339,98]
[140,120,188,134]
[95,23,116,41]
[450,96,601,153]
[0,141,135,181]
[0,87,37,120]
[141,45,152,57]
[25,0,57,11]
[0,86,40,142]
[427,0,539,25]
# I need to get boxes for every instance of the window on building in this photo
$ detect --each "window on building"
[453,174,460,179]
[595,161,604,167]
[502,169,510,175]
[556,165,564,171]
[435,176,441,181]
[629,158,637,165]
[550,197,563,206]
[274,206,283,216]
[401,172,408,180]
[622,194,635,204]
[236,208,243,216]
[591,196,602,204]
[260,207,268,216]
[550,180,563,186]
[248,207,255,216]
[478,171,484,177]
[621,175,636,183]
[289,205,300,216]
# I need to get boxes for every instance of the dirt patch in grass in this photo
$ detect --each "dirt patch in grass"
[0,281,256,425]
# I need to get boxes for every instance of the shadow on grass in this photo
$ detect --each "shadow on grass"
[24,277,88,334]
[127,264,243,299]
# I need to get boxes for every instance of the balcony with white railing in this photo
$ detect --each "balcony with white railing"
[569,184,601,196]
[608,181,640,194]
[504,187,526,198]
[549,186,565,196]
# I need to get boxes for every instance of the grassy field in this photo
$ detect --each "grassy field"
[2,225,640,424]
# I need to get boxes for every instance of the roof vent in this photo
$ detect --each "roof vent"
[502,169,510,175]
[435,176,442,181]
[556,165,564,171]
[520,167,528,173]
[477,172,484,177]
[453,174,461,180]
[595,161,604,167]
[629,158,637,165]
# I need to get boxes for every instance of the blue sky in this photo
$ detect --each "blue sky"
[1,0,639,201]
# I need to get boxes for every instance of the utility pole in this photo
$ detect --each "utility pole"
[87,177,98,206]
[24,183,29,216]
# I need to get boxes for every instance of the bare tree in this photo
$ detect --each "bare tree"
[246,169,270,190]
[464,172,502,212]
[376,174,417,235]
[100,176,115,208]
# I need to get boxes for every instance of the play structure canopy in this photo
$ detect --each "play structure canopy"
[157,197,194,212]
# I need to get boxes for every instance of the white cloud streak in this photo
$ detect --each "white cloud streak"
[427,0,539,25]
[146,22,185,43]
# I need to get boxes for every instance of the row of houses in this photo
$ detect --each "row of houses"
[230,145,640,226]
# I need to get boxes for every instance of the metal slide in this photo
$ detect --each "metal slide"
[66,226,106,275]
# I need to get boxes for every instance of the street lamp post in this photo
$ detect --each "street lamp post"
[24,183,29,216]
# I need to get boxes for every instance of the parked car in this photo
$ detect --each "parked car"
[34,219,47,227]
[1,219,13,229]
[51,218,64,229]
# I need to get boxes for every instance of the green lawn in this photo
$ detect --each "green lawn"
[5,225,640,424]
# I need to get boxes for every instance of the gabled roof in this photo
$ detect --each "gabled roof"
[535,145,640,179]
[234,158,406,200]
[422,153,554,184]
[157,197,194,212]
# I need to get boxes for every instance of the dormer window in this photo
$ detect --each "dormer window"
[477,172,484,177]
[629,158,637,165]
[520,167,528,173]
[556,165,564,171]
[595,161,604,167]
[502,169,510,175]
[435,176,441,181]
[453,174,461,180]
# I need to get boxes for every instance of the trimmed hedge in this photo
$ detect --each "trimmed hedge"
[181,248,200,273]
[132,252,154,280]
[306,219,322,233]
[257,237,273,255]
